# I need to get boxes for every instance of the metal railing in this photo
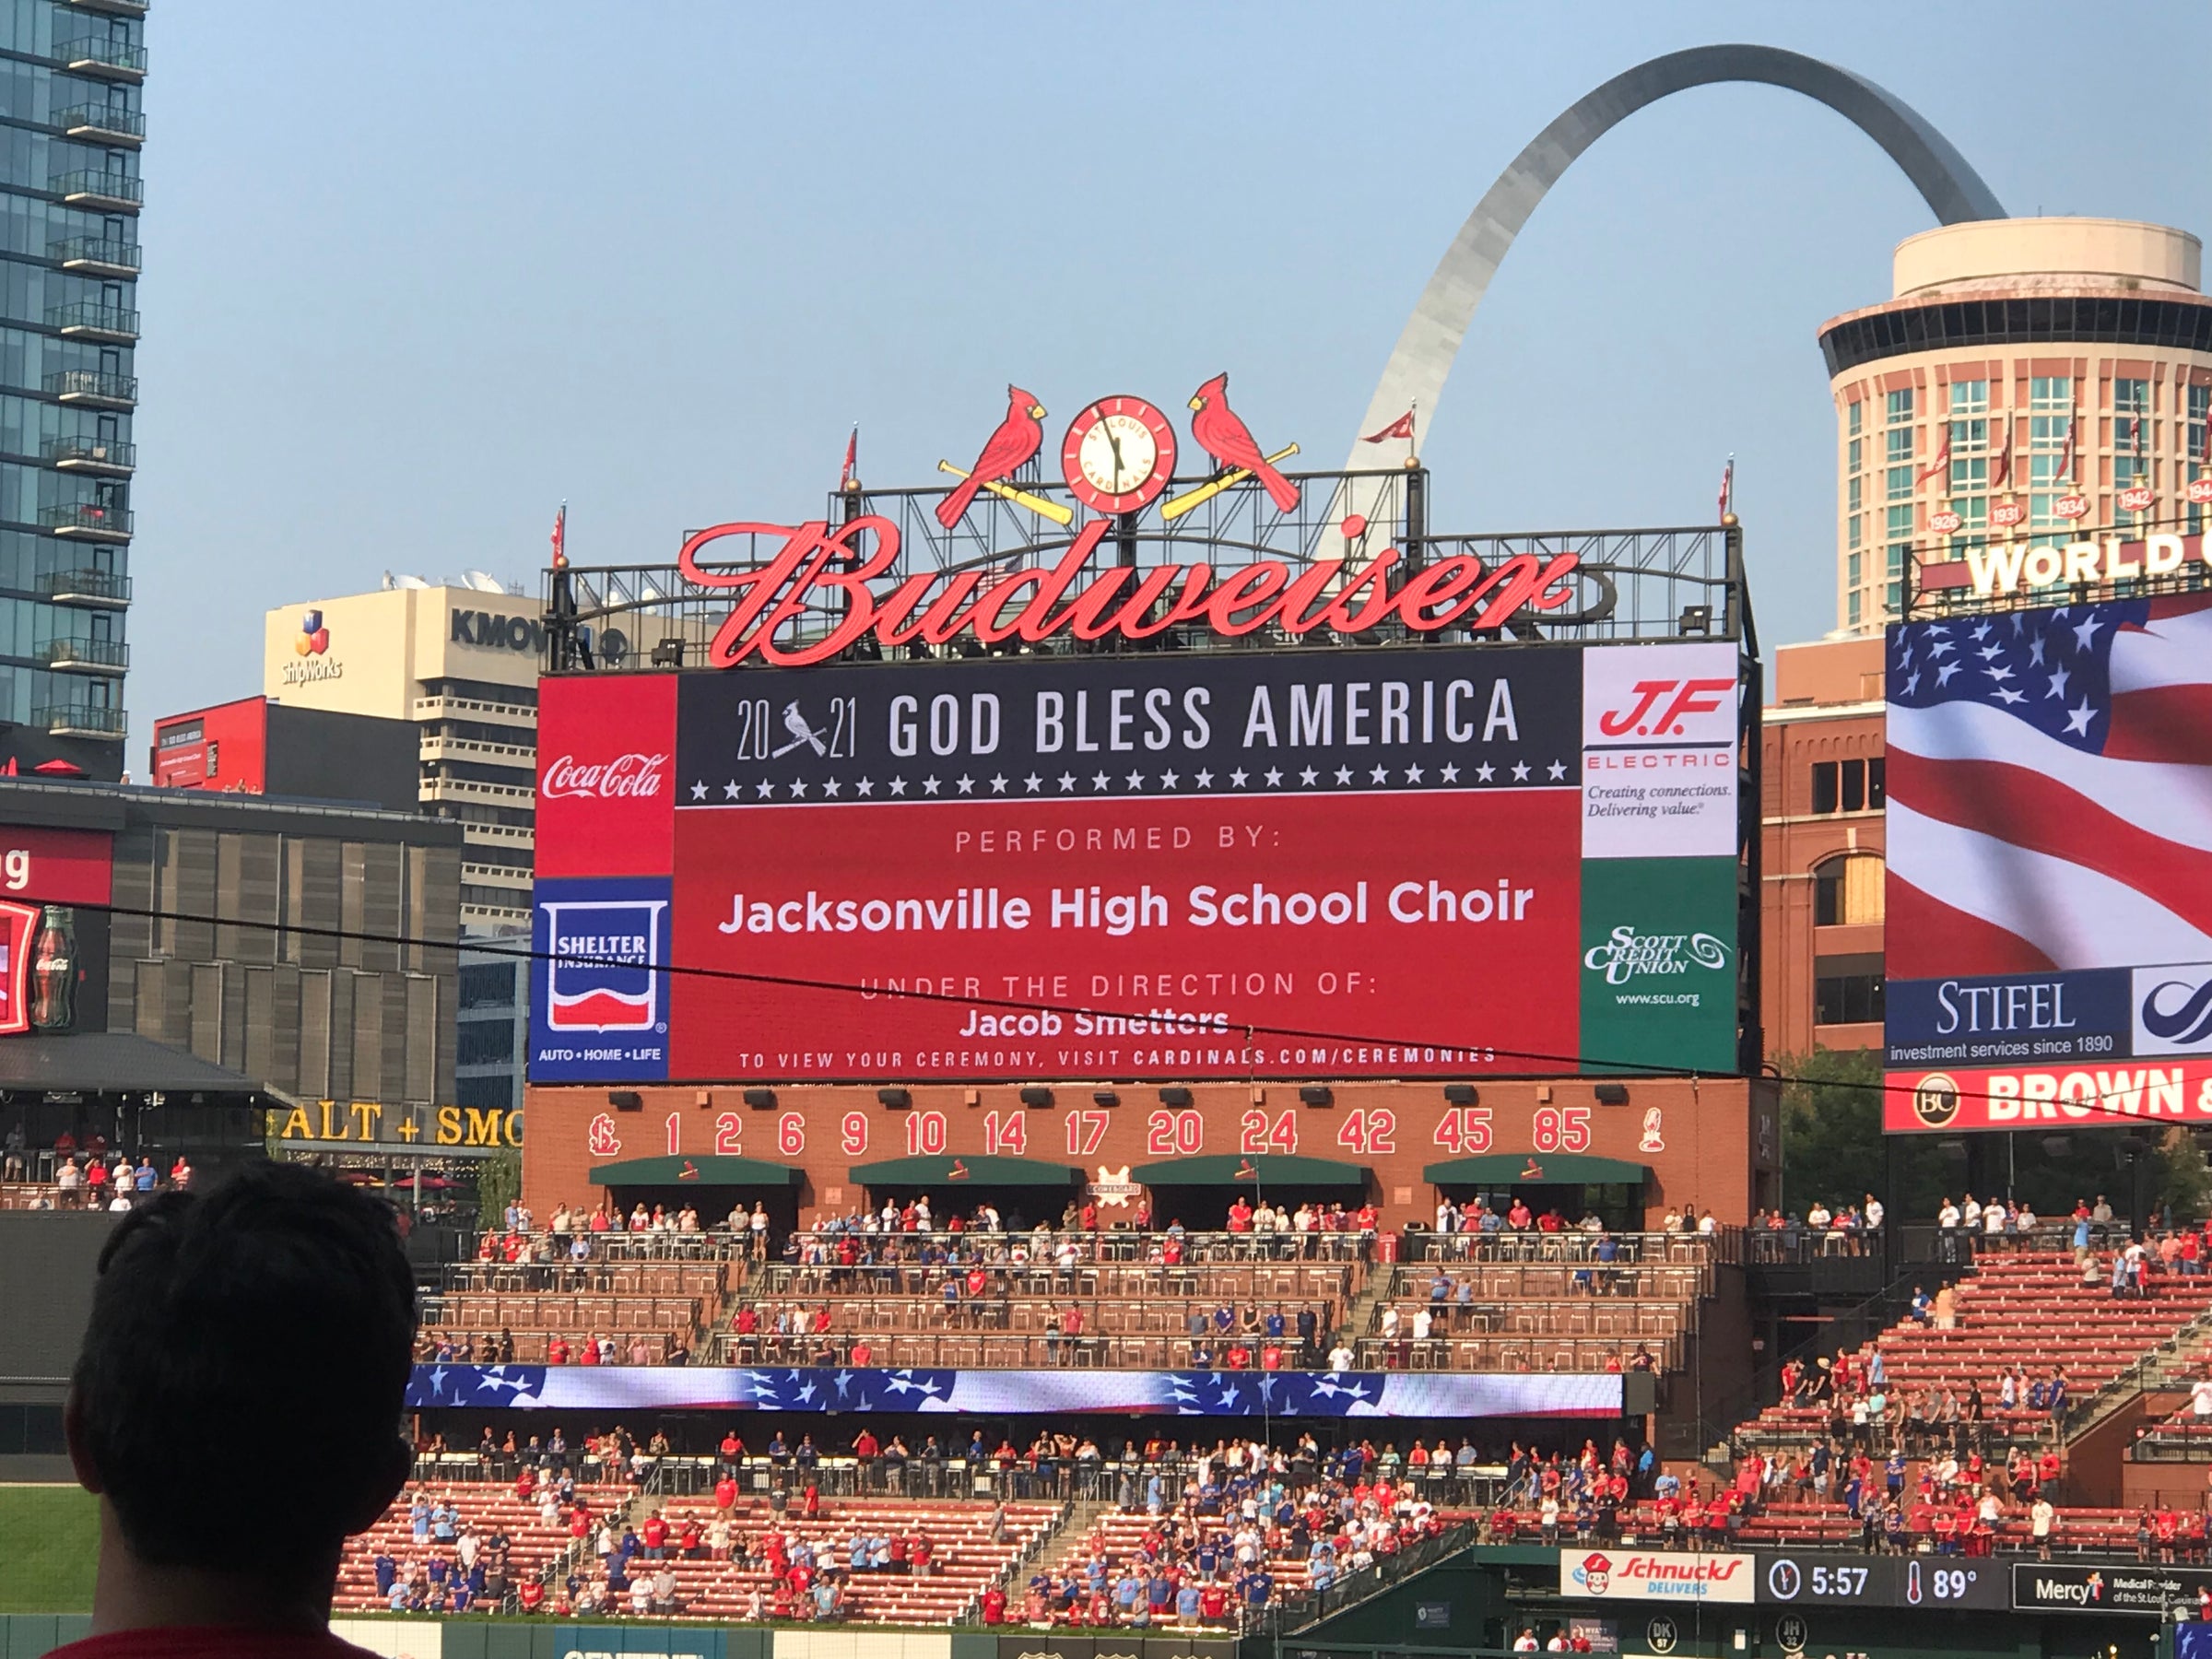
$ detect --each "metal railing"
[41,436,135,470]
[45,300,139,339]
[53,102,144,140]
[49,234,140,271]
[54,36,147,75]
[41,636,127,670]
[34,701,124,736]
[36,567,130,604]
[49,169,142,206]
[44,368,137,405]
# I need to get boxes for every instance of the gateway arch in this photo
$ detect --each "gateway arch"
[1339,43,2005,514]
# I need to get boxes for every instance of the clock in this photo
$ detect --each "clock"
[1060,395,1177,516]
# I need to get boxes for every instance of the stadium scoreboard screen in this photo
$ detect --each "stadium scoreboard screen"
[531,637,1745,1086]
[1882,593,2212,1134]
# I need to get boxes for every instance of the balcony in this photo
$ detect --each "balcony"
[51,170,141,213]
[45,369,137,409]
[420,776,534,807]
[47,301,137,343]
[40,503,132,541]
[460,861,533,890]
[420,732,534,766]
[50,234,140,277]
[53,103,143,147]
[36,568,130,608]
[41,437,134,476]
[54,36,147,81]
[412,693,536,729]
[62,0,149,19]
[42,637,128,673]
[34,702,124,739]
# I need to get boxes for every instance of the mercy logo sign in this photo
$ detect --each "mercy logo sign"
[531,877,672,1083]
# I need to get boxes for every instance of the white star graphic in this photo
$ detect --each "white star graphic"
[1023,774,1041,793]
[821,777,841,797]
[988,774,1007,794]
[1475,763,1494,782]
[789,779,807,798]
[1125,771,1145,789]
[1994,688,2027,704]
[1986,665,2014,683]
[1512,761,1531,782]
[1936,663,1960,685]
[1334,766,1354,785]
[1194,770,1213,788]
[2046,665,2070,700]
[1299,767,1319,786]
[922,776,941,794]
[2064,699,2097,735]
[1369,765,1390,784]
[955,775,974,794]
[1058,772,1077,792]
[2073,614,2104,651]
[754,779,774,799]
[1902,670,1921,695]
[1929,639,1957,658]
[1159,770,1180,790]
[1547,760,1567,781]
[689,781,708,801]
[1091,771,1112,790]
[1440,763,1459,782]
[1978,644,2003,661]
[888,777,908,796]
[2029,637,2047,665]
[724,780,742,800]
[1405,764,1424,783]
[855,776,875,796]
[1229,769,1247,787]
[1264,768,1283,786]
[1972,620,1993,641]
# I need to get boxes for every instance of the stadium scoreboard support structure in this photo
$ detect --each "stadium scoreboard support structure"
[523,383,1776,1241]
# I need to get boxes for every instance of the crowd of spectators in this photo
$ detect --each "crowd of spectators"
[369,1488,535,1614]
[2,1122,191,1209]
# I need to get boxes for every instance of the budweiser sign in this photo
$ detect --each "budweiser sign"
[676,516,1582,669]
[541,752,668,799]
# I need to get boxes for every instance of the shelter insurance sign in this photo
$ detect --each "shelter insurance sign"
[530,641,1741,1084]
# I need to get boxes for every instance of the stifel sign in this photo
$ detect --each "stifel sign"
[676,516,1582,668]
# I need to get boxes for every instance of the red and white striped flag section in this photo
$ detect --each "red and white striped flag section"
[549,502,567,568]
[1716,454,1734,519]
[841,425,859,489]
[1914,427,1952,487]
[2055,414,2077,483]
[1885,595,2212,979]
[1990,417,2011,489]
[1362,409,1416,443]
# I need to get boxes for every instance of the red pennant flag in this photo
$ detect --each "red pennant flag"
[1991,417,2011,489]
[1914,428,1952,487]
[840,425,859,489]
[1361,410,1415,443]
[549,503,567,569]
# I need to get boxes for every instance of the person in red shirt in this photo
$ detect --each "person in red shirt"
[514,1465,535,1502]
[713,1474,738,1510]
[578,1335,600,1368]
[641,1512,669,1558]
[851,1338,874,1367]
[547,1335,569,1365]
[518,1579,545,1611]
[1199,1583,1229,1624]
[982,1585,1007,1624]
[679,1520,703,1559]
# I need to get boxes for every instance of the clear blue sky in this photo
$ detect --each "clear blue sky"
[127,0,2212,757]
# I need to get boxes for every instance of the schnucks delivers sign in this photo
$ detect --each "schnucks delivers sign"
[1559,1550,1754,1604]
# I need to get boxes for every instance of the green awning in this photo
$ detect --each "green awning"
[588,1155,800,1188]
[1131,1154,1370,1189]
[1423,1154,1653,1187]
[849,1155,1082,1189]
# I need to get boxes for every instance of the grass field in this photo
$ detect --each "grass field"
[0,1486,97,1612]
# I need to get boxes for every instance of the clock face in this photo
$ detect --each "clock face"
[1060,395,1178,516]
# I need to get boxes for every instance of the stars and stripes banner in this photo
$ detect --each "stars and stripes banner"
[1882,594,2212,1132]
[407,1364,1624,1418]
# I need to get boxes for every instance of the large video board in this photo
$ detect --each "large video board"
[531,641,1743,1084]
[1884,594,2212,1132]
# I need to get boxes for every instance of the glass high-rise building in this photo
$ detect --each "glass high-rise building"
[0,0,143,773]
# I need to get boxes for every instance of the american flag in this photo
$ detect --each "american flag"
[1886,595,2212,980]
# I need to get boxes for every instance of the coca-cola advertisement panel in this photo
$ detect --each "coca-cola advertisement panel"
[535,675,675,877]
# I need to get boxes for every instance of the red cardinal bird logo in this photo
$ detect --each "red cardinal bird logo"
[936,385,1048,529]
[1188,373,1300,513]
